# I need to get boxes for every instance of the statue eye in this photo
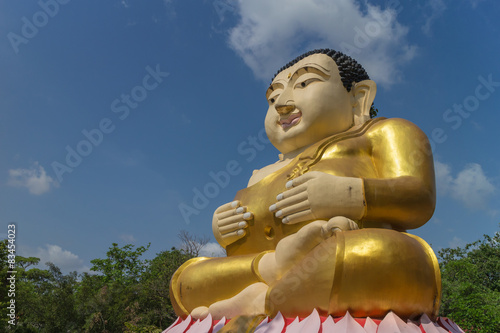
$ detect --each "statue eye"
[268,91,281,104]
[295,78,321,89]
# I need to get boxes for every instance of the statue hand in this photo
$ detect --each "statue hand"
[212,200,253,248]
[269,171,365,225]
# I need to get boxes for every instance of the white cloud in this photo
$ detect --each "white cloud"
[119,234,136,243]
[227,0,415,86]
[452,163,495,208]
[468,0,485,9]
[8,162,58,195]
[487,210,499,218]
[430,217,442,225]
[421,0,446,35]
[434,160,453,196]
[435,160,495,209]
[448,236,466,249]
[199,242,226,257]
[163,0,176,19]
[19,244,90,273]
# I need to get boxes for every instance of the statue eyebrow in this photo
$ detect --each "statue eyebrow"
[266,82,284,98]
[290,64,330,81]
[266,63,330,98]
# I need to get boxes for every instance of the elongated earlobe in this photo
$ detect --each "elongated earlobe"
[351,80,377,125]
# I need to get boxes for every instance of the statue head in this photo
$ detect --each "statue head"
[265,49,377,154]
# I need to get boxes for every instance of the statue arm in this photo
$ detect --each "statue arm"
[362,118,436,230]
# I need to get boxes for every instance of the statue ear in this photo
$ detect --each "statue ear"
[351,80,377,126]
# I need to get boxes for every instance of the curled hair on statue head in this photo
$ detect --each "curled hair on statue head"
[272,49,370,92]
[271,49,378,118]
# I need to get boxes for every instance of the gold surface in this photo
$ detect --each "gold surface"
[170,253,261,316]
[266,229,441,319]
[228,117,436,256]
[169,257,207,316]
[171,117,441,319]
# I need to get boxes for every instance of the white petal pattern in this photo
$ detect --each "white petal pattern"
[163,311,465,333]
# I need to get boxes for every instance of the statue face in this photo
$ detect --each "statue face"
[265,54,354,154]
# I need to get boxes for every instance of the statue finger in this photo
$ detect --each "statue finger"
[274,197,311,218]
[221,229,246,244]
[271,193,309,214]
[285,171,321,188]
[217,205,246,220]
[274,184,307,203]
[281,209,314,224]
[215,200,241,214]
[218,214,247,227]
[242,212,253,220]
[219,221,248,235]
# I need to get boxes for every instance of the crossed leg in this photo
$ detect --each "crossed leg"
[191,217,357,319]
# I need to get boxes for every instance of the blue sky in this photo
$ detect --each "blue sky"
[1,0,499,273]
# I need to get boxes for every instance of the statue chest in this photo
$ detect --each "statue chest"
[227,137,377,256]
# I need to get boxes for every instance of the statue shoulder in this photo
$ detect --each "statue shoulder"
[369,117,422,131]
[367,117,428,141]
[365,118,433,166]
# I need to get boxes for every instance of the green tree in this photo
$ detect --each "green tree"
[135,247,193,329]
[121,231,206,331]
[438,229,500,332]
[0,239,11,328]
[0,252,80,333]
[90,243,150,286]
[369,103,378,118]
[77,243,150,332]
[21,263,80,332]
[0,238,202,332]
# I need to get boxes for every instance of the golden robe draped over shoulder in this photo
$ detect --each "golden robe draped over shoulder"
[170,118,441,319]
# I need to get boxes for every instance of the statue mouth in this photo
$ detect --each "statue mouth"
[279,111,302,130]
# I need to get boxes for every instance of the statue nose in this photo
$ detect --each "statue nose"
[276,104,295,115]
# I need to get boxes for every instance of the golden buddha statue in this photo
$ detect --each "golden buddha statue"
[170,49,441,322]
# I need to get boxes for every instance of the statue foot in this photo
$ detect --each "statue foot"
[207,282,268,320]
[275,220,328,276]
[274,217,358,277]
[257,217,358,284]
[257,220,329,284]
[191,306,209,320]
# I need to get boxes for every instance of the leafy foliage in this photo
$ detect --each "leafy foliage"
[138,248,193,327]
[438,229,500,332]
[369,103,378,118]
[0,241,194,332]
[0,239,10,327]
[8,257,81,332]
[90,243,150,286]
[4,229,497,332]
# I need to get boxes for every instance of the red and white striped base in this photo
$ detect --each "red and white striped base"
[163,310,464,333]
